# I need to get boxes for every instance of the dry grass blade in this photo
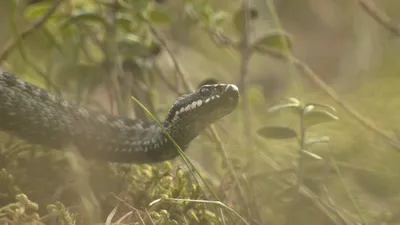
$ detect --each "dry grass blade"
[358,0,400,36]
[116,211,134,224]
[105,204,119,225]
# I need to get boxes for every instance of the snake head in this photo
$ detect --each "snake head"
[164,84,239,141]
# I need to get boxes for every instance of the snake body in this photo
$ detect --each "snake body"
[0,68,239,164]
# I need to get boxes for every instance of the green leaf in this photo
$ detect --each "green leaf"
[148,8,170,24]
[267,97,302,115]
[116,13,133,31]
[303,110,338,128]
[305,103,336,112]
[24,2,52,20]
[267,103,302,114]
[117,34,145,57]
[68,9,107,26]
[303,105,315,114]
[300,150,323,160]
[257,126,297,140]
[305,136,330,146]
[284,97,301,105]
[117,34,141,45]
[252,30,292,52]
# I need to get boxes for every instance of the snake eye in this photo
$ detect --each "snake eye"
[199,87,211,97]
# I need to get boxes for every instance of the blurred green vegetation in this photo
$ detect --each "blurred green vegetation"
[2,0,400,224]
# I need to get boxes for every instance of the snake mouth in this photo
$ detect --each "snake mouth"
[223,84,239,106]
[227,93,239,102]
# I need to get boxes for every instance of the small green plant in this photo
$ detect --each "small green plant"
[256,97,340,224]
[257,97,338,159]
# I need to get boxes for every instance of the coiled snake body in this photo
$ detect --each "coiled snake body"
[0,68,239,164]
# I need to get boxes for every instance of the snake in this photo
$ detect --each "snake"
[0,68,239,164]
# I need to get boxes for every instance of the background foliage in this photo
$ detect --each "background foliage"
[1,0,400,224]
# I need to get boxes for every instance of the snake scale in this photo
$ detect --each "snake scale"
[0,68,239,164]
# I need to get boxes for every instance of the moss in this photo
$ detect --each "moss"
[0,140,237,224]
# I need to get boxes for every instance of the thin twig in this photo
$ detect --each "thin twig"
[328,147,368,224]
[146,21,193,92]
[104,0,127,117]
[357,0,400,36]
[153,63,183,95]
[9,1,62,95]
[111,193,148,224]
[0,0,64,63]
[238,0,253,138]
